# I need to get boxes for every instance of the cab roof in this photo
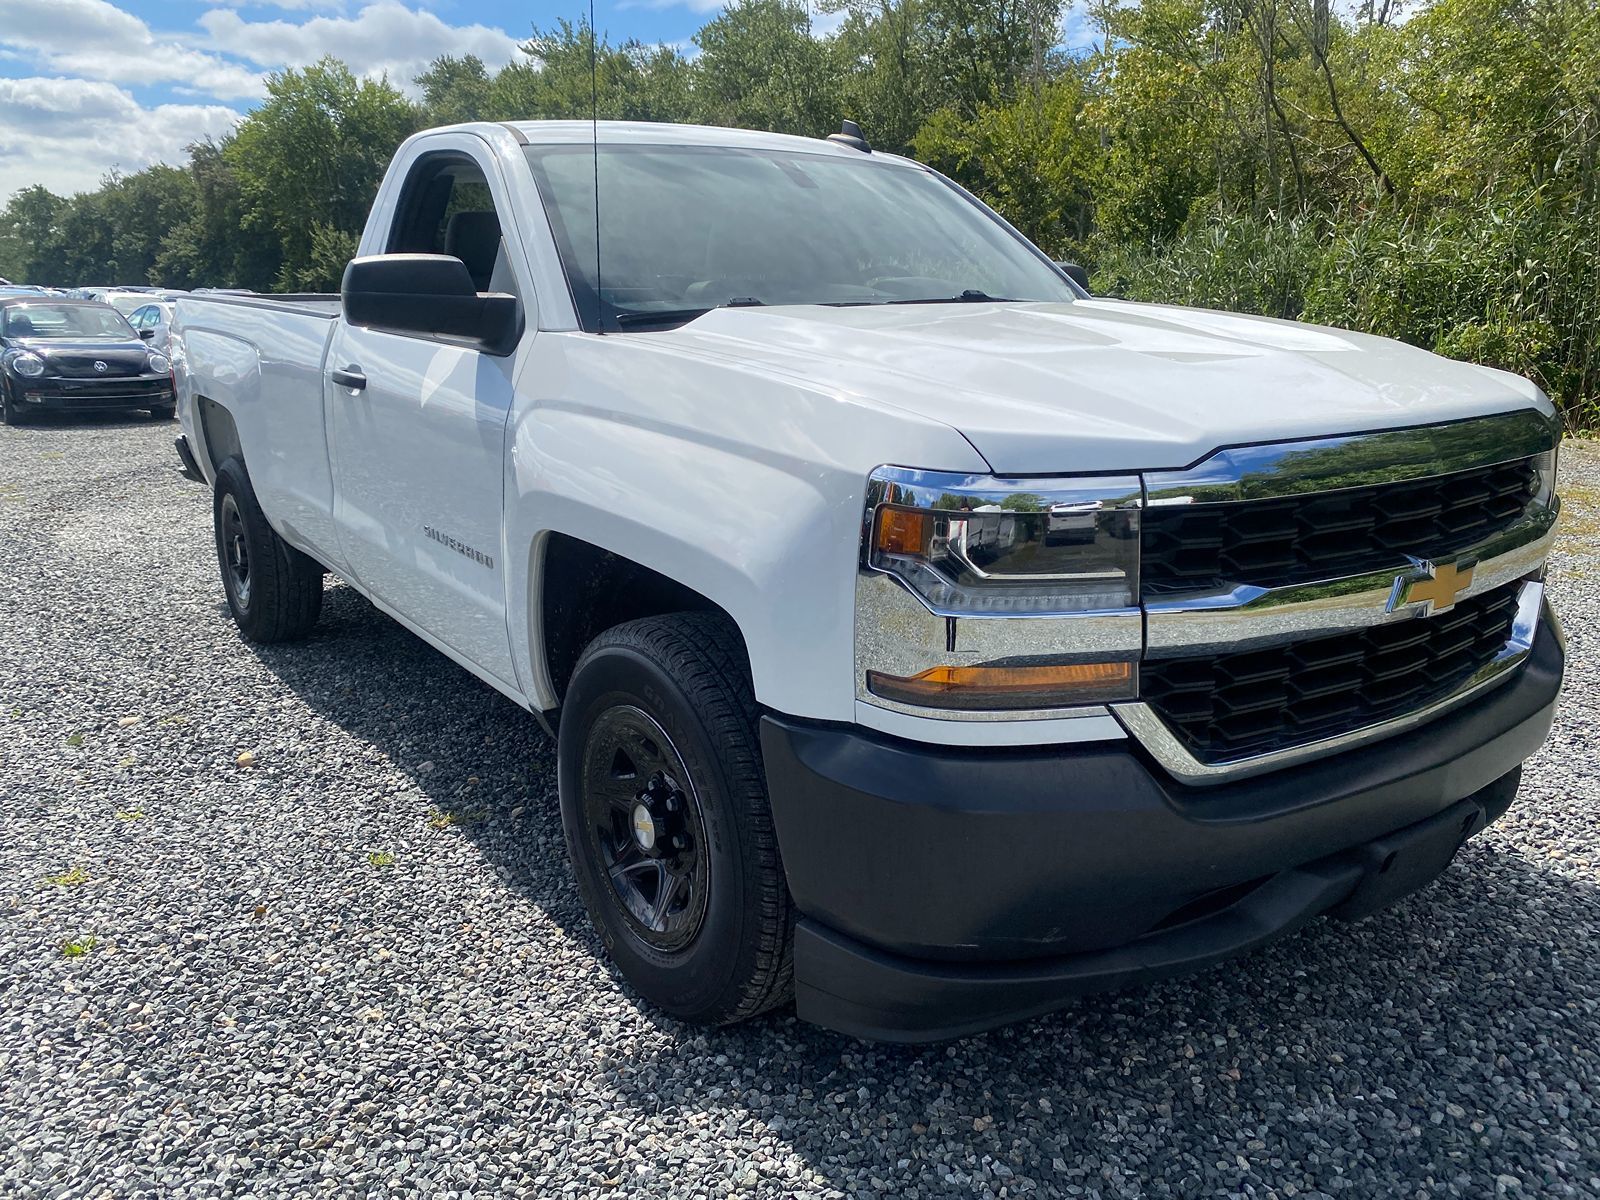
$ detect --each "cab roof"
[453,120,914,165]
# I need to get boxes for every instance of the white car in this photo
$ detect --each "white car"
[127,301,174,354]
[170,120,1564,1042]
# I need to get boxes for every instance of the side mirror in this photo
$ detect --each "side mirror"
[341,254,521,356]
[138,327,156,340]
[1054,261,1091,293]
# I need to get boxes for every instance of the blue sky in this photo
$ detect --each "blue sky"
[0,0,721,201]
[0,0,1091,203]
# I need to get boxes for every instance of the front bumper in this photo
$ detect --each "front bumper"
[763,600,1564,1042]
[12,376,174,410]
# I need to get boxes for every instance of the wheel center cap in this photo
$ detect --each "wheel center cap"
[631,803,658,851]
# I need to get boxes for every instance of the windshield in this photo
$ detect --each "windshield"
[525,144,1079,330]
[2,304,136,340]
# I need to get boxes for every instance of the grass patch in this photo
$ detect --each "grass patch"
[65,732,85,749]
[45,866,89,887]
[61,937,98,958]
[427,807,486,831]
[115,810,144,821]
[367,851,396,868]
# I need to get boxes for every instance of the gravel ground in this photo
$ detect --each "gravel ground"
[2,414,1598,1200]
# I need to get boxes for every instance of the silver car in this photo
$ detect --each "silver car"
[128,301,174,353]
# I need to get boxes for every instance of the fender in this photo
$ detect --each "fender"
[504,331,987,722]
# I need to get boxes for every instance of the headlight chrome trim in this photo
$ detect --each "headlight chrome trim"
[857,465,1144,720]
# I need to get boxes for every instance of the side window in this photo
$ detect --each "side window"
[131,307,150,328]
[387,153,519,300]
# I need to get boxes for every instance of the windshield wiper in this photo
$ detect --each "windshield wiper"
[885,289,1017,305]
[612,298,766,330]
[613,307,713,329]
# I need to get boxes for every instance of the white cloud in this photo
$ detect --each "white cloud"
[0,0,265,100]
[211,0,350,9]
[199,2,522,91]
[0,77,240,203]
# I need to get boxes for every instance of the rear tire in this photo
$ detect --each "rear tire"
[149,404,175,421]
[212,456,322,642]
[558,612,794,1026]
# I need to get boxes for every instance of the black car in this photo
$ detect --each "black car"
[0,297,175,425]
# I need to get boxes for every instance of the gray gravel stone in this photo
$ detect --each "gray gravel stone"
[1,414,1598,1199]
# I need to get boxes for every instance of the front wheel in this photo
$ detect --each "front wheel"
[0,383,25,426]
[558,613,794,1026]
[212,457,323,642]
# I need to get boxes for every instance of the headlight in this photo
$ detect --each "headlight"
[146,351,171,374]
[1532,442,1558,506]
[857,466,1142,713]
[7,351,45,378]
[864,467,1141,614]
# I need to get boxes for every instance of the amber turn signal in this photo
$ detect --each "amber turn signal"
[875,507,931,556]
[866,661,1135,710]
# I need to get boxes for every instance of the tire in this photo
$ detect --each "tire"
[212,456,322,642]
[558,612,794,1026]
[149,404,176,421]
[1,382,25,426]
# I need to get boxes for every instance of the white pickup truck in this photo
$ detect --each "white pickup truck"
[173,120,1564,1042]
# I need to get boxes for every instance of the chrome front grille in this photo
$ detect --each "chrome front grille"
[1118,410,1560,784]
[1140,458,1539,597]
[1139,582,1522,763]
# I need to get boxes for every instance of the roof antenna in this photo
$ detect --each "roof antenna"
[588,0,603,332]
[827,119,872,153]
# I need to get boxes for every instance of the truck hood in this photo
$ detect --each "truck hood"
[652,300,1548,473]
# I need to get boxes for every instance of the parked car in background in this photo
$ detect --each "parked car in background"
[128,301,174,353]
[174,120,1563,1042]
[100,290,165,317]
[1,297,175,424]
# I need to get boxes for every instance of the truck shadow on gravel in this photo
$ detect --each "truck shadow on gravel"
[245,583,1600,1193]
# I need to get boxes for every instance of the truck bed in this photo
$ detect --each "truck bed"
[180,292,342,319]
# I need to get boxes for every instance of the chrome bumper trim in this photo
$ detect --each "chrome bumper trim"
[1144,501,1558,657]
[1114,580,1546,786]
[854,571,1139,721]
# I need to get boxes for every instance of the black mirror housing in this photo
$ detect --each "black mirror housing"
[341,254,522,356]
[1054,261,1091,292]
[137,327,156,340]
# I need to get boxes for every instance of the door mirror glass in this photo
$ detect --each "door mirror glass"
[341,253,521,355]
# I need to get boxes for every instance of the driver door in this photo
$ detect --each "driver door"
[327,144,527,690]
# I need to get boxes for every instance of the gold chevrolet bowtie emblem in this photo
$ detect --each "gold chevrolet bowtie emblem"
[1387,558,1476,616]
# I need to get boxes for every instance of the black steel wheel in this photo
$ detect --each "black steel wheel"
[219,490,252,610]
[580,705,710,953]
[212,456,323,642]
[558,613,794,1026]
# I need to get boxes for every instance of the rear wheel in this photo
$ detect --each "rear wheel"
[558,613,793,1026]
[149,404,175,421]
[212,457,322,642]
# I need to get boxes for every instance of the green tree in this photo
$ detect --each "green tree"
[227,58,422,291]
[693,0,841,136]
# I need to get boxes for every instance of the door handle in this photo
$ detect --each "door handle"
[331,366,367,392]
